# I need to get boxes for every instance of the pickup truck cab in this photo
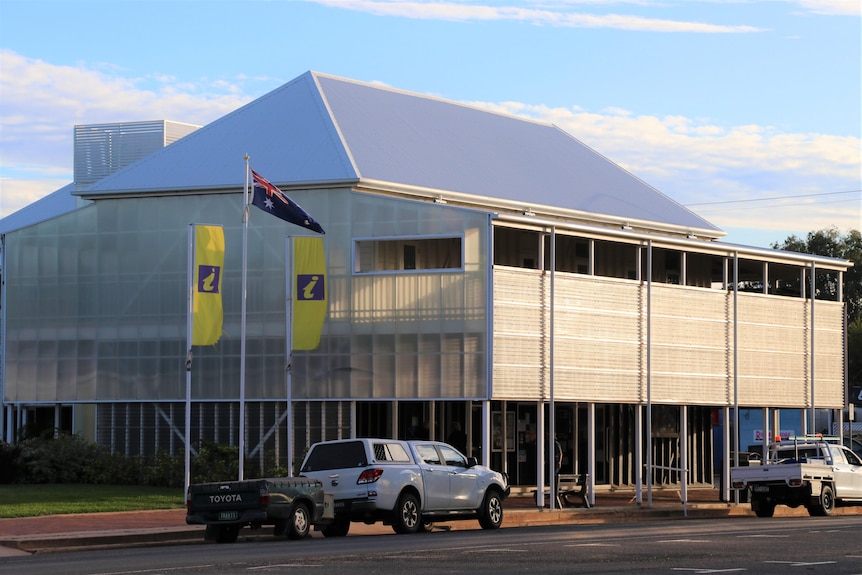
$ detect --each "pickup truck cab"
[730,436,862,517]
[299,438,509,535]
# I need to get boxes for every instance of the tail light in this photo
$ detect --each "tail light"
[260,487,270,506]
[788,479,802,487]
[732,481,744,489]
[357,468,384,484]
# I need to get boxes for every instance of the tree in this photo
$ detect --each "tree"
[772,228,861,395]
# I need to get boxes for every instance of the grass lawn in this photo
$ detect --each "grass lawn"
[0,484,185,519]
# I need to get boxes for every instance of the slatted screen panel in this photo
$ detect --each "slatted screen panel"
[813,303,845,408]
[493,268,845,408]
[649,284,732,405]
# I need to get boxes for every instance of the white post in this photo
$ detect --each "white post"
[680,405,688,514]
[646,240,653,507]
[635,404,643,505]
[536,403,545,508]
[482,400,492,468]
[285,235,294,475]
[549,226,557,510]
[587,403,596,508]
[810,262,816,435]
[239,157,250,480]
[184,224,194,496]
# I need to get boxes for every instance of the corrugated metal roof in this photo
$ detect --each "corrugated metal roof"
[79,71,719,235]
[85,73,356,193]
[0,184,80,235]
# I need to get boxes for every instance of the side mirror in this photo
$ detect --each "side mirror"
[466,456,478,468]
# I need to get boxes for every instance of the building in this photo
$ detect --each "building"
[0,71,852,502]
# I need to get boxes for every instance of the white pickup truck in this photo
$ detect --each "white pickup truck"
[299,438,510,536]
[730,437,862,517]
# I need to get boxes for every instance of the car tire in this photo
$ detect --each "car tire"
[818,485,836,517]
[478,489,504,529]
[392,492,421,534]
[215,525,240,543]
[321,516,350,537]
[287,503,311,540]
[751,497,775,518]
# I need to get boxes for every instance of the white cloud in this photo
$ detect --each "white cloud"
[0,50,255,218]
[310,0,764,32]
[2,49,858,244]
[0,178,72,220]
[795,0,862,16]
[472,100,861,237]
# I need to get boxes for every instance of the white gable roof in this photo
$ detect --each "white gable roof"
[83,71,720,236]
[0,184,80,235]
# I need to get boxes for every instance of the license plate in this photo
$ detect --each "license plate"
[218,511,239,521]
[752,486,769,493]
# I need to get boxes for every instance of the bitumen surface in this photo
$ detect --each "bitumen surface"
[1,487,858,556]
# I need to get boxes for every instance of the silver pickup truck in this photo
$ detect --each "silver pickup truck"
[730,437,862,517]
[299,438,509,536]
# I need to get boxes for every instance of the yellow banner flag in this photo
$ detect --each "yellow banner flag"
[293,236,327,350]
[192,225,224,346]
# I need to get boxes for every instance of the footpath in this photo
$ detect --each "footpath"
[1,487,858,556]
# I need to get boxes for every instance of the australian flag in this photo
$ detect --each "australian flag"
[251,169,325,234]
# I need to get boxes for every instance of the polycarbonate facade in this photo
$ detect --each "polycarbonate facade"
[2,188,489,405]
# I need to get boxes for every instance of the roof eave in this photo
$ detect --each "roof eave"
[354,177,725,241]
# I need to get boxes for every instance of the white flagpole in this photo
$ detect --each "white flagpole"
[239,155,250,481]
[285,236,294,476]
[184,224,194,496]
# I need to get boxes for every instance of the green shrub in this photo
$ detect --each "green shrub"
[4,435,291,487]
[192,440,240,483]
[143,450,184,488]
[0,442,22,484]
[18,434,101,483]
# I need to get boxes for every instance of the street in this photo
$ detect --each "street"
[2,516,860,574]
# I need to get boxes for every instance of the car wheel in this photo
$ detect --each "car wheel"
[751,497,775,518]
[321,516,350,537]
[818,485,835,516]
[215,525,240,543]
[287,503,311,540]
[478,489,504,529]
[393,492,421,534]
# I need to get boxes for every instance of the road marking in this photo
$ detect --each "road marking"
[764,560,837,567]
[672,568,746,573]
[248,565,322,570]
[659,539,711,543]
[736,534,789,538]
[566,543,620,547]
[94,567,217,575]
[473,548,529,553]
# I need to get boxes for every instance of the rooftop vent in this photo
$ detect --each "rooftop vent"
[73,120,199,190]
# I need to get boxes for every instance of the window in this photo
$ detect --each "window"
[301,441,367,472]
[373,442,411,462]
[439,444,467,467]
[415,444,442,465]
[355,236,462,273]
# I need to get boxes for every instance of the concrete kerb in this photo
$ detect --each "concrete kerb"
[1,500,858,555]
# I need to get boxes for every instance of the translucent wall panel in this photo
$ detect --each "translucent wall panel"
[292,192,489,400]
[4,192,289,403]
[5,189,489,404]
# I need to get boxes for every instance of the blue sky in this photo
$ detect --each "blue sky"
[1,0,859,247]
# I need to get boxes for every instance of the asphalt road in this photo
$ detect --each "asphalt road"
[2,516,860,575]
